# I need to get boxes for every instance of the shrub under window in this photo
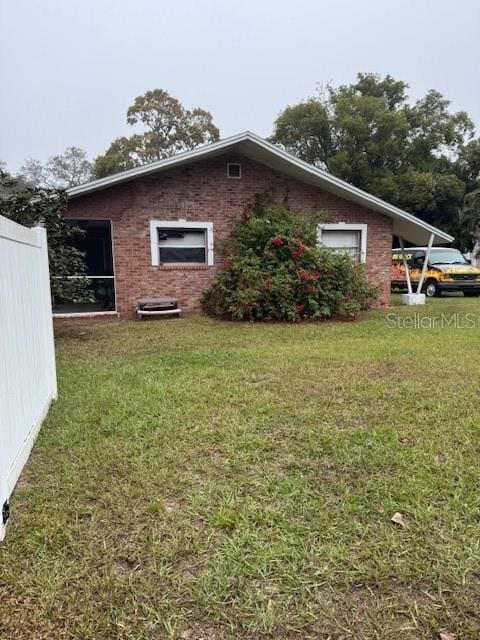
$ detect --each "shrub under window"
[201,194,378,321]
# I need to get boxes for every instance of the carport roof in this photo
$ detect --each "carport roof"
[68,131,453,246]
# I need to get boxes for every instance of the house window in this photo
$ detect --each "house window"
[158,228,206,263]
[149,220,214,266]
[227,163,241,178]
[317,224,367,263]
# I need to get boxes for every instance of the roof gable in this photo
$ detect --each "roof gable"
[67,132,453,245]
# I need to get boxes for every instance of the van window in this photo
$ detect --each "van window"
[428,249,469,265]
[413,251,425,266]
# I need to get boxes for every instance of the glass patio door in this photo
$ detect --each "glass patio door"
[53,219,115,314]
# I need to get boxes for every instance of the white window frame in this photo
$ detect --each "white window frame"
[317,223,368,263]
[150,220,214,266]
[227,163,242,179]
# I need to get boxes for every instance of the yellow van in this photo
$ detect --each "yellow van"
[391,247,480,297]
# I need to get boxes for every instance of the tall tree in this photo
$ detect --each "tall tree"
[457,189,480,251]
[18,146,92,188]
[456,139,480,249]
[271,73,478,249]
[0,170,91,303]
[93,89,220,178]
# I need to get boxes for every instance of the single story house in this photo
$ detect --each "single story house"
[60,131,453,319]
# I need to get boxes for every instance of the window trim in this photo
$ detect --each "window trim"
[149,220,214,266]
[227,163,242,179]
[317,223,368,263]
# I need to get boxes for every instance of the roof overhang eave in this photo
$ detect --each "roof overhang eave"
[67,131,454,245]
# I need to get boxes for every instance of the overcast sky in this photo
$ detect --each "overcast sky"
[1,0,479,172]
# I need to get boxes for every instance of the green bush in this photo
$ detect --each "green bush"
[202,195,379,321]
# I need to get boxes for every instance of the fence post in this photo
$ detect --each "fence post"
[34,226,57,400]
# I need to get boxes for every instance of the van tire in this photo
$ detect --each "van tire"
[424,280,441,297]
[464,291,480,297]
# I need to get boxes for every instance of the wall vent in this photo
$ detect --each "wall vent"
[227,163,241,178]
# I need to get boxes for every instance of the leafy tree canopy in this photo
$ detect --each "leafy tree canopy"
[271,73,480,250]
[93,89,220,178]
[0,169,91,303]
[18,146,92,188]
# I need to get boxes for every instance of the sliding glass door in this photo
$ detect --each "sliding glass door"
[53,219,115,314]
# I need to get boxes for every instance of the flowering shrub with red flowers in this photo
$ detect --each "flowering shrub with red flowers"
[202,193,378,321]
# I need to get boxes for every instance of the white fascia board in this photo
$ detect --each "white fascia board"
[67,132,253,197]
[244,133,454,244]
[68,131,453,245]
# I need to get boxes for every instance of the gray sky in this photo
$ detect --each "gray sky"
[1,0,479,172]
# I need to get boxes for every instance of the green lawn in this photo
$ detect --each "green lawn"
[1,296,480,639]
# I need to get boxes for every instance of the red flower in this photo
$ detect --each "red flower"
[305,284,315,293]
[299,270,320,282]
[272,235,284,246]
[298,271,320,282]
[264,279,273,290]
[290,244,306,259]
[295,304,305,314]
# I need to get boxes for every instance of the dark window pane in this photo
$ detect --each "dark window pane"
[53,277,115,313]
[160,247,206,263]
[58,219,116,314]
[66,219,114,276]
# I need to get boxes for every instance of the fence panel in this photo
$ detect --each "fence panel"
[0,215,57,540]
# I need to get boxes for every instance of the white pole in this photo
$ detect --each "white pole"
[416,233,435,295]
[399,237,413,295]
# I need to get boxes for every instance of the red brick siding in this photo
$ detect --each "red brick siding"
[66,154,392,318]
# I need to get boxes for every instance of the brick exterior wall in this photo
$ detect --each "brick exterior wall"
[66,153,392,319]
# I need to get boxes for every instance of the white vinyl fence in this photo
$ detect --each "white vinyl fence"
[0,215,57,540]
